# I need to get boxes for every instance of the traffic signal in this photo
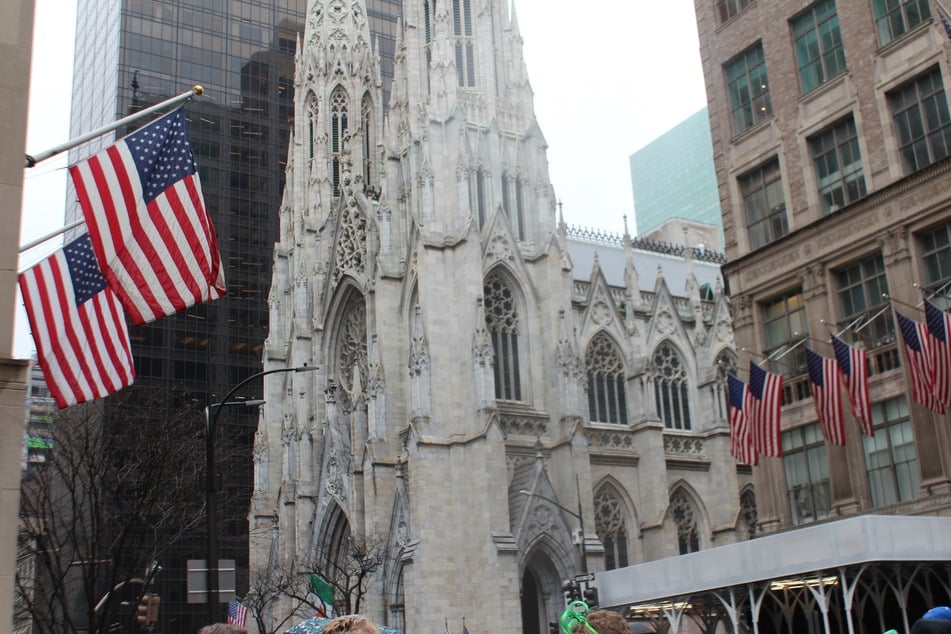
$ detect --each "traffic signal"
[583,586,599,609]
[562,579,581,602]
[136,593,160,626]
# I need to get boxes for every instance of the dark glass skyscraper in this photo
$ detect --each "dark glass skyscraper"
[68,1,399,629]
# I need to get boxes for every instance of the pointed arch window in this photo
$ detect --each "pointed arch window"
[320,504,352,614]
[484,272,522,401]
[308,94,318,161]
[585,333,627,425]
[362,93,374,191]
[594,486,629,570]
[335,293,368,414]
[515,179,526,241]
[669,490,699,555]
[452,0,476,86]
[331,88,349,197]
[470,166,487,228]
[652,342,691,430]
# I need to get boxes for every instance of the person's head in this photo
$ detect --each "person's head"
[323,614,381,634]
[910,607,951,634]
[197,624,248,634]
[571,609,630,634]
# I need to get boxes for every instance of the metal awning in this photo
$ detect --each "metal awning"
[599,514,951,608]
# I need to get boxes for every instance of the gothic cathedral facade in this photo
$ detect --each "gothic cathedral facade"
[251,0,751,632]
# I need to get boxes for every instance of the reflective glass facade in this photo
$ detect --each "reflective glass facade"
[629,107,723,246]
[69,1,399,629]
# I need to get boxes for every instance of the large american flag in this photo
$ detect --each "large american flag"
[727,374,758,465]
[749,361,783,457]
[69,107,225,325]
[18,234,135,408]
[805,348,845,446]
[924,299,951,413]
[896,310,940,413]
[228,600,248,627]
[830,334,873,436]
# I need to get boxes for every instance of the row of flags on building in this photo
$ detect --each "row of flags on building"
[18,107,225,408]
[728,300,951,466]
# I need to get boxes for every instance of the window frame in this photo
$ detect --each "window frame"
[725,43,772,135]
[652,341,691,430]
[762,289,808,377]
[862,396,920,507]
[739,157,788,250]
[835,253,894,347]
[809,115,867,214]
[872,0,931,46]
[782,423,831,525]
[791,0,846,94]
[716,0,754,24]
[586,332,628,425]
[888,66,951,174]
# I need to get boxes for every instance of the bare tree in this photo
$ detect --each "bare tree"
[244,535,386,633]
[16,389,208,634]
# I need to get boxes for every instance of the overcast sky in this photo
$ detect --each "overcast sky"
[14,0,708,358]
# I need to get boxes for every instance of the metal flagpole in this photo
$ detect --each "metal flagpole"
[24,85,203,168]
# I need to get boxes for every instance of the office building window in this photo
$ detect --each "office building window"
[669,490,700,554]
[810,116,866,213]
[863,396,920,507]
[919,222,951,293]
[873,0,930,46]
[889,67,951,174]
[595,486,630,570]
[716,0,753,24]
[783,423,831,525]
[484,271,522,401]
[792,0,846,93]
[740,158,788,250]
[725,43,772,135]
[763,290,808,376]
[836,253,894,347]
[586,332,628,425]
[651,342,691,430]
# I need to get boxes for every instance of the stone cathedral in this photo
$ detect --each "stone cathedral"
[250,0,753,631]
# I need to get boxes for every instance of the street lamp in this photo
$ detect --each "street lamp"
[205,365,317,624]
[518,475,588,575]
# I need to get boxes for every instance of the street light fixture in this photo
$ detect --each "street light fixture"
[204,365,317,624]
[517,475,588,575]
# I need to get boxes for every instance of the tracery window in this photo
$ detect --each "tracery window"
[452,0,476,86]
[331,88,349,197]
[336,293,368,413]
[652,342,691,430]
[483,272,521,401]
[594,486,629,570]
[586,333,627,424]
[669,490,700,554]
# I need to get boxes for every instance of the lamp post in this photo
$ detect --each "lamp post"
[204,365,317,624]
[518,474,587,575]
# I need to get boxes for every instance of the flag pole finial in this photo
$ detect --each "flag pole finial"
[193,85,204,96]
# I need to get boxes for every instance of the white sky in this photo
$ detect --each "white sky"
[14,0,708,358]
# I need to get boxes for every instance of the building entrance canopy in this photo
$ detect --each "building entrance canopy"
[598,515,951,633]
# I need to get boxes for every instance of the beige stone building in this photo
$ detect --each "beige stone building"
[250,0,752,632]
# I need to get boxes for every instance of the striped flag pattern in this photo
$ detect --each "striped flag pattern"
[924,299,951,413]
[69,107,225,325]
[228,600,248,627]
[805,348,846,446]
[18,234,135,408]
[749,361,783,457]
[896,311,941,413]
[831,334,873,436]
[727,374,758,465]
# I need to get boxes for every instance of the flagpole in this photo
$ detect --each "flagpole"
[24,85,203,168]
[17,218,85,257]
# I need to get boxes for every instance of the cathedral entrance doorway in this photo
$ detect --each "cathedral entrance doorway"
[520,552,563,634]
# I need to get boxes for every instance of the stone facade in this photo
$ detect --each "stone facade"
[251,1,750,632]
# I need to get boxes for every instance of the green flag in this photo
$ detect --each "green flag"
[310,573,334,617]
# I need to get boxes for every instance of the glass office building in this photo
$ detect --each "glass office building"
[629,107,723,246]
[68,1,399,629]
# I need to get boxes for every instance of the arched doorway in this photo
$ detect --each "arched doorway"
[520,550,564,634]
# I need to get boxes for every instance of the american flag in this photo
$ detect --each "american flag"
[69,107,225,325]
[936,1,951,40]
[228,600,248,627]
[749,361,783,457]
[727,374,758,465]
[830,334,873,436]
[896,310,940,413]
[805,348,845,446]
[924,299,951,413]
[18,234,135,408]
